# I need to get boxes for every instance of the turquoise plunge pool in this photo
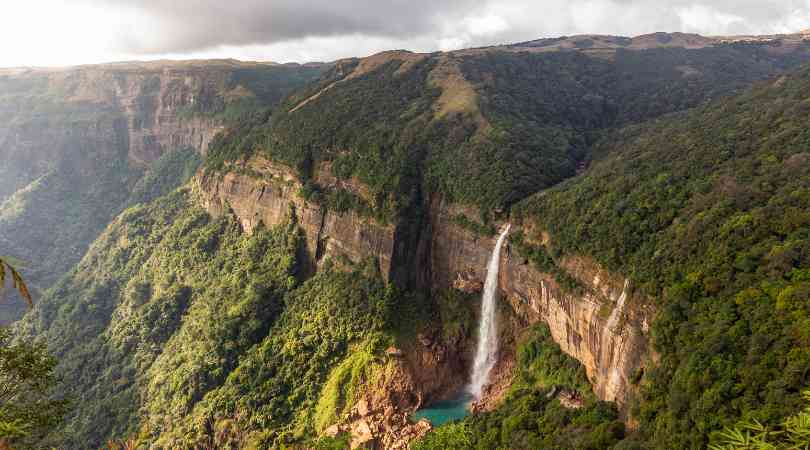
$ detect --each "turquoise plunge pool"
[411,392,474,427]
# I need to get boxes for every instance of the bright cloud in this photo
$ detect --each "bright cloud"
[0,0,807,67]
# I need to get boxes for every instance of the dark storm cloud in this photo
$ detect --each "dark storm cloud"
[80,0,810,55]
[82,0,485,53]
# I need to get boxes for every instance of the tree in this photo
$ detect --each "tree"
[709,390,810,450]
[0,257,32,306]
[0,257,66,448]
[0,327,69,447]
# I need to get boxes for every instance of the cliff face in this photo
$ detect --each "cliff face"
[102,66,227,164]
[0,61,323,324]
[198,157,653,414]
[430,197,652,409]
[325,331,472,449]
[198,157,397,279]
[0,62,234,199]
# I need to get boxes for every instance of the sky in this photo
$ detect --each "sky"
[0,0,809,68]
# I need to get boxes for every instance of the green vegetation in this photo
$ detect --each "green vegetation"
[510,230,585,294]
[128,148,202,205]
[451,214,496,237]
[174,65,326,122]
[710,389,810,449]
[0,145,204,325]
[206,57,441,221]
[0,262,67,448]
[511,325,592,396]
[162,264,397,448]
[517,64,810,448]
[12,186,410,448]
[206,43,810,218]
[434,289,476,343]
[411,422,473,450]
[413,324,624,450]
[14,189,303,447]
[314,340,379,433]
[0,327,69,448]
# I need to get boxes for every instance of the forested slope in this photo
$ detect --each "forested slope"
[0,62,323,324]
[515,63,810,448]
[206,41,810,218]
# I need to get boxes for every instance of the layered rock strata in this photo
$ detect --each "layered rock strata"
[200,158,653,413]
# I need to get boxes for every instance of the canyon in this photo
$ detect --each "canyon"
[198,156,652,445]
[0,61,323,323]
[6,30,810,448]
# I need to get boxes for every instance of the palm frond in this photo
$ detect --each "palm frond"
[0,257,32,307]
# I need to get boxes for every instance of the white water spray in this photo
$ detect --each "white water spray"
[468,224,511,399]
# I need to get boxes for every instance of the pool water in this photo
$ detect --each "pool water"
[411,392,474,427]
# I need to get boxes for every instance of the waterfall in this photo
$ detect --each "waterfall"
[468,224,511,400]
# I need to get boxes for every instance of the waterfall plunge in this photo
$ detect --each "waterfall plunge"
[468,224,511,400]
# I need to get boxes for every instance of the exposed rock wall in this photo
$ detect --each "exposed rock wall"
[328,333,470,449]
[197,158,396,279]
[0,62,259,324]
[0,63,233,200]
[198,158,653,412]
[104,67,226,164]
[429,195,652,408]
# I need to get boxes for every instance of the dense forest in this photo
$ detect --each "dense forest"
[513,63,810,448]
[207,42,810,216]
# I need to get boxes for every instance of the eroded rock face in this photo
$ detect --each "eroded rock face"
[429,195,653,409]
[0,62,243,324]
[197,157,396,279]
[103,67,226,165]
[0,63,234,199]
[320,333,467,449]
[198,158,654,444]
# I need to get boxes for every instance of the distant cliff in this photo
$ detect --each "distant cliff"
[0,61,324,323]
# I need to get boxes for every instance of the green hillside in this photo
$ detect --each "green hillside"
[13,187,387,447]
[0,63,323,324]
[207,43,810,217]
[515,63,810,448]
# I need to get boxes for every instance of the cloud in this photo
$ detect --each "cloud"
[74,0,810,57]
[2,0,809,67]
[74,0,485,54]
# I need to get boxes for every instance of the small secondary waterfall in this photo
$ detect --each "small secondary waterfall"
[468,224,511,399]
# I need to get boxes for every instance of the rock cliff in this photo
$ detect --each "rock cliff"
[198,157,397,279]
[429,197,653,409]
[0,61,324,324]
[324,332,470,449]
[198,157,653,426]
[0,60,314,198]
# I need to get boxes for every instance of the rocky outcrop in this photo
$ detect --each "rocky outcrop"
[319,329,469,449]
[429,196,653,409]
[0,61,241,197]
[197,157,396,279]
[199,158,653,414]
[103,66,227,165]
[197,157,653,447]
